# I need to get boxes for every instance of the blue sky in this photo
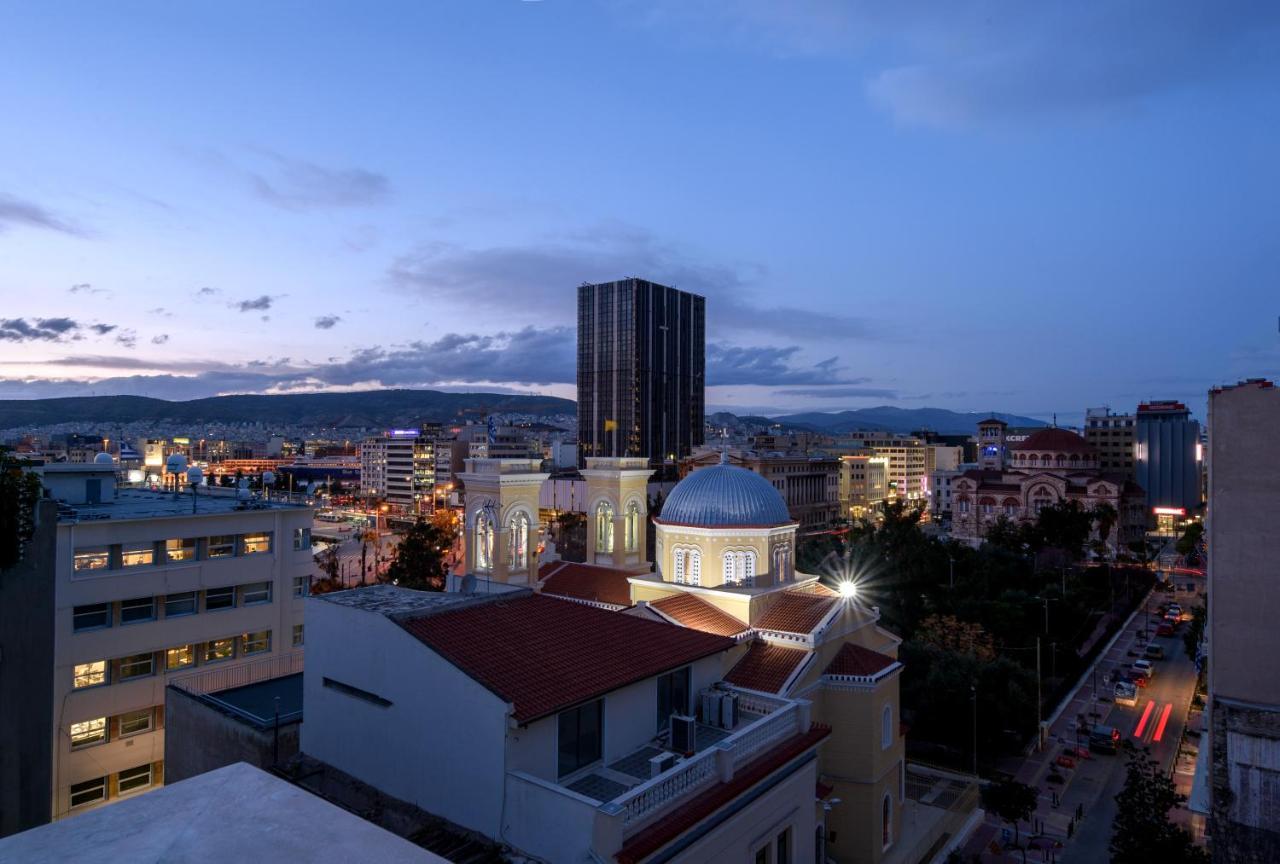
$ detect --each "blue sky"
[2,1,1279,421]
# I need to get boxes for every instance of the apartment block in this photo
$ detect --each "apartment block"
[1084,407,1136,479]
[8,464,312,825]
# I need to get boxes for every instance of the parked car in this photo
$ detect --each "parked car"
[1090,725,1121,754]
[1114,681,1139,707]
[1127,670,1149,687]
[1133,659,1155,679]
[1144,644,1164,660]
[1156,622,1175,637]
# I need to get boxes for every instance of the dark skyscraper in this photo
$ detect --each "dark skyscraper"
[577,278,705,467]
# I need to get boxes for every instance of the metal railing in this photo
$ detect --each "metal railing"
[169,650,304,695]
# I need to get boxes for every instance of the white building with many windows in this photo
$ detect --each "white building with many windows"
[32,464,312,822]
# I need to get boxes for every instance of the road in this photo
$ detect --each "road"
[312,520,400,588]
[963,576,1204,862]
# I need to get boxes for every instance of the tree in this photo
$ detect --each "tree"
[0,447,43,570]
[358,528,379,587]
[981,778,1038,847]
[1176,522,1204,564]
[1092,502,1118,552]
[383,518,450,591]
[1035,500,1094,560]
[1183,602,1206,664]
[314,544,341,584]
[916,614,997,662]
[1110,748,1208,863]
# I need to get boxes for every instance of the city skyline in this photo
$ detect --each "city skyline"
[3,3,1280,421]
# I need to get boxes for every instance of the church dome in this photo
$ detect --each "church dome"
[658,462,792,528]
[1012,427,1092,454]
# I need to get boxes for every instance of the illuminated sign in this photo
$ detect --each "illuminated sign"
[388,429,420,438]
[1153,507,1186,516]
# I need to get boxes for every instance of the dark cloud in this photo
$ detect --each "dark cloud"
[773,385,899,399]
[115,331,137,349]
[234,295,274,312]
[151,334,170,345]
[90,324,116,335]
[69,283,107,295]
[247,152,391,211]
[0,317,81,342]
[149,307,173,317]
[387,224,877,342]
[707,343,849,386]
[0,193,87,237]
[314,315,341,330]
[195,287,218,297]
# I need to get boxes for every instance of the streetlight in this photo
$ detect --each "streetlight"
[820,797,843,863]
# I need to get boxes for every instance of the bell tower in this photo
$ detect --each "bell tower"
[580,457,654,568]
[458,458,549,585]
[977,417,1007,471]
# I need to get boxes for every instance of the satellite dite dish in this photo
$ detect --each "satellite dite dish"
[262,471,276,486]
[186,466,204,486]
[165,454,188,474]
[93,451,115,465]
[238,477,250,490]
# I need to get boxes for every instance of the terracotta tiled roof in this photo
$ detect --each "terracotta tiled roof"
[538,561,634,608]
[615,723,831,864]
[651,593,750,638]
[755,591,838,635]
[724,641,810,694]
[1011,427,1093,454]
[823,642,898,678]
[398,594,734,723]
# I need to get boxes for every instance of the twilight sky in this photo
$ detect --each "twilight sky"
[2,1,1280,422]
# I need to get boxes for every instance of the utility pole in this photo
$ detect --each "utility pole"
[971,684,978,776]
[949,555,955,590]
[1036,636,1043,751]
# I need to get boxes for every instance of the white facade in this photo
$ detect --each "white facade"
[48,473,312,820]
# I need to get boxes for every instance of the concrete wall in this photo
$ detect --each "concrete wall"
[163,686,299,784]
[0,499,57,836]
[301,598,510,839]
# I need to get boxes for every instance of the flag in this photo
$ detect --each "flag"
[604,419,618,432]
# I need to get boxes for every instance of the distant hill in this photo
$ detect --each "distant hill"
[767,406,1046,436]
[0,389,576,429]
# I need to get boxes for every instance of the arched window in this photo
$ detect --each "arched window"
[773,544,790,583]
[882,794,893,849]
[881,704,893,749]
[686,549,701,586]
[672,547,701,586]
[475,508,494,571]
[595,501,614,553]
[624,501,641,552]
[721,550,757,587]
[508,511,530,571]
[673,549,685,584]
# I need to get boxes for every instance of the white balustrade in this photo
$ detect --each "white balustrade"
[169,650,304,695]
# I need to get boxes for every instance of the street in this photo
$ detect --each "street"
[312,518,400,588]
[964,575,1204,862]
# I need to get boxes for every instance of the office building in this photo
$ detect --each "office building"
[1205,379,1280,862]
[577,278,705,467]
[831,434,929,509]
[0,463,311,829]
[1136,400,1202,522]
[360,430,436,513]
[1084,407,1136,479]
[681,448,840,530]
[840,453,890,520]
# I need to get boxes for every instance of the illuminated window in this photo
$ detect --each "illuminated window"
[624,501,641,552]
[166,645,195,671]
[73,547,110,572]
[475,509,494,571]
[164,537,197,562]
[241,630,271,655]
[202,638,234,664]
[595,501,614,553]
[69,776,107,808]
[207,535,235,558]
[242,532,272,555]
[73,661,107,689]
[292,624,305,647]
[70,717,107,749]
[509,511,530,571]
[117,763,152,795]
[119,709,152,737]
[120,543,154,567]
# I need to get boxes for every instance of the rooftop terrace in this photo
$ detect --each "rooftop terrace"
[57,486,307,523]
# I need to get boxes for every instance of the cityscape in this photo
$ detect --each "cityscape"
[1,5,1278,864]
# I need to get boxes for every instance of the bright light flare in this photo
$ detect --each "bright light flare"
[838,581,858,599]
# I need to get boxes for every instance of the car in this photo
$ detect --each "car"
[1168,603,1183,615]
[1090,725,1121,754]
[1156,622,1175,637]
[1133,659,1155,678]
[1144,644,1164,660]
[1114,681,1139,706]
[1127,670,1149,687]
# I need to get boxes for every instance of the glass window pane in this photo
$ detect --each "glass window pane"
[74,548,110,571]
[120,596,155,624]
[118,653,154,680]
[73,661,107,689]
[163,592,197,618]
[292,576,309,597]
[241,581,271,605]
[70,717,107,749]
[164,538,197,562]
[292,624,305,647]
[70,776,107,808]
[241,630,270,655]
[242,532,272,554]
[117,764,152,794]
[119,709,152,736]
[207,535,235,558]
[202,638,234,663]
[120,543,154,567]
[292,527,311,550]
[205,586,235,611]
[73,603,111,632]
[166,645,195,670]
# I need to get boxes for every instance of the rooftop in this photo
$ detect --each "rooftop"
[57,487,307,523]
[755,592,839,635]
[315,583,494,617]
[397,592,735,723]
[650,593,751,638]
[0,762,445,864]
[191,672,304,728]
[538,560,635,608]
[659,460,793,529]
[823,642,899,678]
[723,642,810,693]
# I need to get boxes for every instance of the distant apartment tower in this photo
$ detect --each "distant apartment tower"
[679,448,840,530]
[1085,407,1136,479]
[1136,401,1202,517]
[577,278,705,467]
[1206,379,1280,861]
[0,464,311,830]
[360,430,436,514]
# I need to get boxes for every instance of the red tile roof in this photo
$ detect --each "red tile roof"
[651,593,750,638]
[724,641,810,694]
[398,594,734,724]
[755,591,838,634]
[615,723,831,864]
[823,642,898,678]
[538,561,634,608]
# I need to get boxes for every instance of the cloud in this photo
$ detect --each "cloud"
[90,324,117,335]
[0,193,87,237]
[115,331,137,349]
[151,334,170,345]
[707,343,849,386]
[69,283,108,295]
[234,295,274,312]
[246,151,391,211]
[195,287,219,298]
[149,307,173,317]
[388,224,877,342]
[314,315,341,329]
[773,385,899,399]
[0,317,82,342]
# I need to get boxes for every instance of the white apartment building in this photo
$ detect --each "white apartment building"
[304,586,827,864]
[360,431,435,513]
[834,436,929,509]
[36,464,312,821]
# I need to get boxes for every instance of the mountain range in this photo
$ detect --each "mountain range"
[766,407,1046,436]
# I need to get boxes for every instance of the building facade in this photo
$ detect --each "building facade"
[681,449,840,530]
[831,435,929,511]
[1084,407,1136,479]
[577,278,706,467]
[1136,400,1202,517]
[19,464,311,824]
[1206,379,1280,863]
[360,430,436,513]
[840,454,890,520]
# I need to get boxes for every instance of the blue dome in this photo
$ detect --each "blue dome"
[660,463,792,527]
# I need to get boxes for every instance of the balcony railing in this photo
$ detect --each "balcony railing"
[169,650,304,695]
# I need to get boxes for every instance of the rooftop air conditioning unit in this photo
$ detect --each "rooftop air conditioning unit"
[720,690,740,731]
[649,752,678,777]
[700,689,724,728]
[670,714,697,756]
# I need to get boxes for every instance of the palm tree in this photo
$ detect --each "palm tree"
[1092,503,1118,557]
[359,527,379,587]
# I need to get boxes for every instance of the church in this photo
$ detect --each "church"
[455,454,912,864]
